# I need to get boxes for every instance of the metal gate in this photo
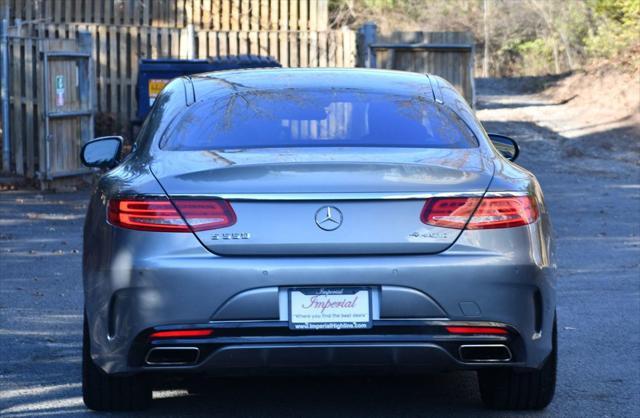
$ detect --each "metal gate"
[1,27,94,183]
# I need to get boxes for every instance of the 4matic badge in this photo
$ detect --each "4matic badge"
[409,231,451,239]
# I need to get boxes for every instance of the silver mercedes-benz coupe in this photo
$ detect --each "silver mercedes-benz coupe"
[80,68,556,411]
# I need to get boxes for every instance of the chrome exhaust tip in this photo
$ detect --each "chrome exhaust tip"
[459,344,512,362]
[145,347,200,365]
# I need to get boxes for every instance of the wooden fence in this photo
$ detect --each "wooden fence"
[17,22,355,132]
[358,25,476,107]
[2,0,329,30]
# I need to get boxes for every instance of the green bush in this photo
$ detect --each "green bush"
[586,0,640,60]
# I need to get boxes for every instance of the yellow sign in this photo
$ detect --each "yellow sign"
[148,79,169,106]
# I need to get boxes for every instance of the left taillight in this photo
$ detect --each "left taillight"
[107,198,236,232]
[421,195,538,230]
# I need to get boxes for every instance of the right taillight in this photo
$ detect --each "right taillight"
[421,195,538,230]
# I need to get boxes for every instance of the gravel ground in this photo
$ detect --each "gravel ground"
[1,79,639,417]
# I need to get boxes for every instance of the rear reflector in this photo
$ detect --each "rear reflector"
[421,196,538,230]
[149,329,214,339]
[108,198,236,232]
[446,326,508,335]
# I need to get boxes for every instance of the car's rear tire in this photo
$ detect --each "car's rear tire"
[478,317,557,410]
[82,315,151,411]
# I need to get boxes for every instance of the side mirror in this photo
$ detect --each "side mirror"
[488,133,519,161]
[81,136,123,169]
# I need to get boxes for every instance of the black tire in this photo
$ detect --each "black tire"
[82,315,151,411]
[478,317,557,410]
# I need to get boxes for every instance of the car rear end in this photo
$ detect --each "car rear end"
[82,69,556,411]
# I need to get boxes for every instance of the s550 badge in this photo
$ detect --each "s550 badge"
[211,232,251,241]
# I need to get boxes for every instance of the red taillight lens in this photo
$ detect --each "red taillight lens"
[421,196,538,230]
[446,326,508,335]
[466,196,538,230]
[108,199,236,232]
[149,329,214,339]
[420,197,481,229]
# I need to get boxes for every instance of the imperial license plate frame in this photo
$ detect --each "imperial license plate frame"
[288,287,373,330]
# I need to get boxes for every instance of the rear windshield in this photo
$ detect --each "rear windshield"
[160,89,478,150]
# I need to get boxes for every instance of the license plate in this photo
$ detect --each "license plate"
[288,288,372,330]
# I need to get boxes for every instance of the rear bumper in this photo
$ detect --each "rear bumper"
[84,222,556,375]
[129,320,524,376]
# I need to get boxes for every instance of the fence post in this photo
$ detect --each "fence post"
[1,18,9,173]
[357,22,377,68]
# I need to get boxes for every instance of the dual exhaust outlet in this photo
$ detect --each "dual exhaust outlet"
[144,344,512,366]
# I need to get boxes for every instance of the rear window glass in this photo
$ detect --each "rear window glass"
[160,89,478,150]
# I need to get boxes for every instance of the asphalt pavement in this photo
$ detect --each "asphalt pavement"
[1,82,639,417]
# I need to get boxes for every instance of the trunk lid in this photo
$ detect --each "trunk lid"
[150,147,494,255]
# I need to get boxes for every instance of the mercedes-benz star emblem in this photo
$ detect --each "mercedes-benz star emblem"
[315,206,343,231]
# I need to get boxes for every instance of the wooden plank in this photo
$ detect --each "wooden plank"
[109,25,118,114]
[179,0,187,28]
[53,0,63,22]
[279,0,288,66]
[98,25,107,111]
[335,29,343,67]
[198,30,207,58]
[309,30,317,67]
[240,0,250,51]
[142,0,150,25]
[208,30,217,57]
[171,27,179,57]
[64,0,72,22]
[114,0,124,25]
[119,26,128,127]
[11,38,24,175]
[88,0,97,22]
[239,30,248,55]
[132,0,141,25]
[129,26,139,124]
[217,31,228,56]
[73,0,82,22]
[328,30,336,67]
[231,0,240,31]
[316,0,328,30]
[36,39,46,179]
[259,0,268,30]
[212,0,221,30]
[269,0,278,59]
[289,0,298,66]
[160,27,169,57]
[318,30,327,67]
[228,31,238,56]
[258,0,268,54]
[229,0,239,55]
[309,0,318,32]
[299,0,308,67]
[140,26,149,60]
[221,0,230,30]
[104,0,112,24]
[202,0,212,29]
